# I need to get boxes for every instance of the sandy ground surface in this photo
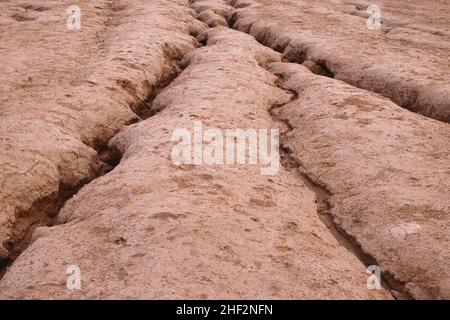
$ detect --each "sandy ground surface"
[0,0,448,299]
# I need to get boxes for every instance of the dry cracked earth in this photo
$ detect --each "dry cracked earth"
[0,0,449,300]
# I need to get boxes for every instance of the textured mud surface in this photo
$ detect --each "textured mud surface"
[0,0,203,262]
[0,0,448,300]
[228,0,450,122]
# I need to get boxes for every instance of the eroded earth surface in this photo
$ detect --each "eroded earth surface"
[0,0,448,299]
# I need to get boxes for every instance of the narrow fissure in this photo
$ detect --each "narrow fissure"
[0,36,202,281]
[0,179,90,278]
[225,2,448,124]
[197,1,410,298]
[218,2,418,298]
[269,89,412,300]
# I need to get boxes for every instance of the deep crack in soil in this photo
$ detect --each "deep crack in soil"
[0,37,202,281]
[226,0,450,124]
[268,85,411,300]
[194,1,401,299]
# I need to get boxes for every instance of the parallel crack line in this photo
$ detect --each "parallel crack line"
[193,0,413,299]
[225,0,450,124]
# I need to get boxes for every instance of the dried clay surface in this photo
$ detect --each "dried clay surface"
[0,0,448,300]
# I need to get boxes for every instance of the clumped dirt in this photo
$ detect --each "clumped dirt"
[0,0,448,300]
